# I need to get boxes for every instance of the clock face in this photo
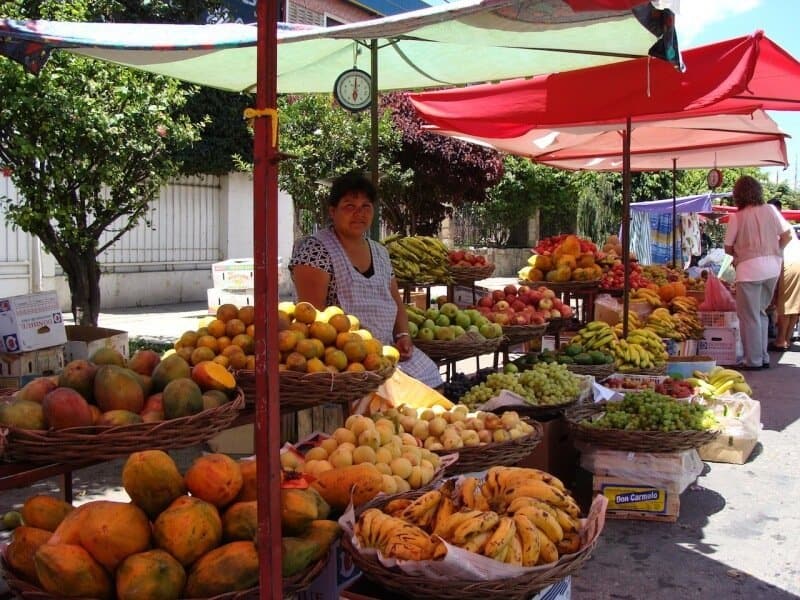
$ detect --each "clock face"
[707,168,723,189]
[334,69,372,112]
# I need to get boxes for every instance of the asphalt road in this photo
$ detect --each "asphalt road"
[2,303,798,599]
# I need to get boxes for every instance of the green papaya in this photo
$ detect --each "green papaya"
[574,353,593,365]
[300,520,342,561]
[564,344,583,357]
[281,489,323,535]
[282,537,320,578]
[556,354,575,364]
[588,351,606,365]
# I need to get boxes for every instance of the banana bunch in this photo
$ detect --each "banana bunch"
[384,236,453,285]
[670,312,704,340]
[645,308,683,341]
[629,288,662,308]
[669,295,699,315]
[356,505,445,561]
[611,339,658,371]
[611,311,642,337]
[365,467,583,567]
[625,328,669,366]
[569,321,618,354]
[685,367,752,397]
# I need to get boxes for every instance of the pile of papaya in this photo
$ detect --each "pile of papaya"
[4,450,341,599]
[510,344,614,371]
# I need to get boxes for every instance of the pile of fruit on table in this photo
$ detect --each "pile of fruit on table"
[4,450,340,598]
[447,248,492,269]
[473,283,573,327]
[406,302,504,342]
[568,320,669,372]
[598,259,652,291]
[580,391,718,432]
[519,234,603,283]
[383,235,452,284]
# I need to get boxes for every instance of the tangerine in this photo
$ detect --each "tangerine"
[364,339,382,356]
[346,362,366,373]
[362,353,383,371]
[179,330,199,348]
[216,336,232,352]
[278,330,298,353]
[324,349,348,372]
[277,311,291,331]
[191,346,216,366]
[222,345,245,359]
[228,352,248,370]
[306,357,327,373]
[225,319,246,338]
[289,322,308,338]
[217,303,239,322]
[237,306,255,326]
[328,314,351,334]
[177,347,195,363]
[335,331,361,350]
[231,334,255,355]
[206,319,226,338]
[295,338,320,360]
[284,352,307,372]
[309,321,337,347]
[245,355,255,370]
[196,335,219,353]
[343,340,367,363]
[293,302,318,324]
[212,355,230,368]
[246,324,255,338]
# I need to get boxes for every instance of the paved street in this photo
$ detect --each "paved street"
[3,303,799,599]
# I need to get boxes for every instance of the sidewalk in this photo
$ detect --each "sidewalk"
[13,304,800,598]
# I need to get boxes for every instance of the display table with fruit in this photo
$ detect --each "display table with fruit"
[340,467,606,600]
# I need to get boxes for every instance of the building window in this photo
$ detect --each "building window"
[286,1,324,26]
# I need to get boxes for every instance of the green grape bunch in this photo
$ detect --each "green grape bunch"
[458,363,582,408]
[583,391,718,432]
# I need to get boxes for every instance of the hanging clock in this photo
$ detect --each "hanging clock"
[707,168,723,189]
[334,68,372,112]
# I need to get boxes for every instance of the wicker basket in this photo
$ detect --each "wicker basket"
[433,419,542,475]
[0,549,324,600]
[343,489,600,600]
[449,263,495,284]
[517,280,600,293]
[565,402,720,452]
[617,365,668,376]
[414,332,504,363]
[235,362,395,412]
[2,390,245,464]
[501,323,547,347]
[566,363,615,378]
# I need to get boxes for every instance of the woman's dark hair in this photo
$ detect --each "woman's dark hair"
[732,175,764,209]
[328,171,377,206]
[768,197,783,211]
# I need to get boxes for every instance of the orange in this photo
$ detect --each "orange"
[284,352,307,372]
[179,330,199,348]
[295,338,320,360]
[196,335,219,353]
[216,336,232,352]
[245,355,255,371]
[190,346,216,366]
[362,353,383,371]
[324,349,348,372]
[346,362,366,373]
[289,322,308,338]
[206,319,227,338]
[212,355,230,368]
[217,303,239,322]
[278,330,298,353]
[177,347,194,363]
[335,331,361,350]
[277,311,291,331]
[306,357,327,373]
[309,321,337,347]
[343,340,367,363]
[363,339,382,356]
[222,345,246,359]
[328,314,351,334]
[225,319,246,338]
[231,334,255,355]
[246,324,255,338]
[237,306,255,326]
[196,327,209,337]
[228,352,248,370]
[293,302,318,324]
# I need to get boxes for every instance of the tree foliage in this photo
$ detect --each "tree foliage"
[0,0,202,325]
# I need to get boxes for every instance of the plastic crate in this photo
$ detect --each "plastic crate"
[698,311,739,328]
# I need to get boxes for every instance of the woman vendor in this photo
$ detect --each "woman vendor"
[289,171,443,388]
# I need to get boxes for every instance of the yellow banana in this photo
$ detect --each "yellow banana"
[516,505,564,543]
[432,495,456,538]
[502,479,569,507]
[439,510,484,541]
[513,514,541,567]
[555,531,582,555]
[472,488,491,512]
[384,498,413,518]
[554,507,581,533]
[489,466,567,493]
[461,531,492,554]
[505,533,524,565]
[459,477,480,509]
[452,511,500,545]
[561,496,581,518]
[357,508,382,547]
[534,526,559,565]
[402,490,442,528]
[484,516,516,559]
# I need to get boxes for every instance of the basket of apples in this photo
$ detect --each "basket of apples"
[475,284,573,347]
[447,249,495,284]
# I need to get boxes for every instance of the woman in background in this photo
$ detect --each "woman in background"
[724,176,792,369]
[767,198,800,351]
[289,171,442,388]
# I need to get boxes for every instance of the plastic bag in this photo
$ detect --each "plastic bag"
[699,271,736,311]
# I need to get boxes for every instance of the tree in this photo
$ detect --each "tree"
[0,1,202,325]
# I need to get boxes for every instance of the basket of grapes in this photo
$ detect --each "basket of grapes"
[459,363,589,420]
[565,391,720,453]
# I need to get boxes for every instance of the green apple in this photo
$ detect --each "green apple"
[454,311,472,329]
[452,325,466,338]
[440,302,460,319]
[435,326,456,341]
[407,321,418,338]
[418,327,435,341]
[425,307,440,320]
[478,323,495,338]
[423,319,436,330]
[435,314,451,327]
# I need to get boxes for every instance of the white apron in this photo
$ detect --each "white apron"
[315,228,442,388]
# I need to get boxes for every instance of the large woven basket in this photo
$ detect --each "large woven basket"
[433,419,542,475]
[449,263,495,284]
[566,363,615,378]
[235,362,395,412]
[343,488,600,600]
[1,390,245,464]
[565,402,720,453]
[413,332,504,363]
[0,548,325,600]
[501,323,547,347]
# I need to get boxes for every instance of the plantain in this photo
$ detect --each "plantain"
[515,506,564,543]
[483,516,516,559]
[402,490,442,528]
[431,495,456,538]
[452,511,500,545]
[513,514,541,567]
[533,526,559,565]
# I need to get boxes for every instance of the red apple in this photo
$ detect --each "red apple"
[559,305,574,318]
[492,289,506,302]
[503,284,518,296]
[476,306,491,315]
[474,255,486,265]
[550,309,562,319]
[492,312,510,325]
[528,290,543,304]
[541,288,556,299]
[518,285,531,296]
[450,249,465,263]
[512,314,530,325]
[464,252,476,263]
[538,297,553,311]
[552,298,563,310]
[505,293,517,303]
[530,314,546,325]
[511,299,527,312]
[477,296,494,308]
[493,300,510,312]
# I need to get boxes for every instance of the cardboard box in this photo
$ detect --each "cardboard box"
[296,539,361,600]
[698,327,741,366]
[516,416,578,485]
[64,325,129,362]
[342,575,571,600]
[663,338,698,357]
[594,476,680,522]
[206,424,254,454]
[0,345,65,378]
[211,258,255,290]
[699,435,757,465]
[206,288,254,315]
[0,291,67,353]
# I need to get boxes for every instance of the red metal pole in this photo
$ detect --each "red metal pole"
[621,117,632,338]
[254,1,282,599]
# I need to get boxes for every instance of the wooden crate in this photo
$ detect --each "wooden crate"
[593,475,680,522]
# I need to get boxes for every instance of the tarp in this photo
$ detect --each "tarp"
[712,204,800,221]
[409,31,800,137]
[0,0,680,93]
[425,110,789,171]
[630,193,719,215]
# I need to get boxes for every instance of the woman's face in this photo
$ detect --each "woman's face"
[330,191,374,238]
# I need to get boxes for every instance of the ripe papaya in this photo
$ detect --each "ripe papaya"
[115,549,186,600]
[184,541,259,598]
[281,537,320,578]
[20,495,73,532]
[281,488,327,535]
[122,449,186,519]
[311,463,383,512]
[78,501,152,572]
[222,501,257,542]
[6,526,52,585]
[300,520,342,562]
[46,503,90,545]
[153,496,222,567]
[34,543,113,600]
[235,458,257,502]
[184,453,243,508]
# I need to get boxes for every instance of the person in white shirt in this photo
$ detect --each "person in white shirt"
[723,176,792,369]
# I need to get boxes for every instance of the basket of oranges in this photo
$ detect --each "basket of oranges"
[235,302,397,413]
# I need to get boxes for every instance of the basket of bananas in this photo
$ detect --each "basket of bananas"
[342,468,605,600]
[384,235,454,285]
[565,392,720,453]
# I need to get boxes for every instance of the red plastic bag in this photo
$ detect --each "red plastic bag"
[699,272,736,311]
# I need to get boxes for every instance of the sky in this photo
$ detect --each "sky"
[676,0,800,188]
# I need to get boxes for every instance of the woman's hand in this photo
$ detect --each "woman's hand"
[394,334,413,361]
